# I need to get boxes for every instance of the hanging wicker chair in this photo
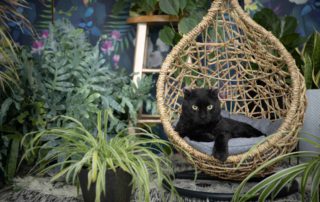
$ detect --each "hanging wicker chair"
[156,0,306,180]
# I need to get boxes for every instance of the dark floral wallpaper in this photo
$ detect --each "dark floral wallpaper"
[10,0,135,71]
[8,0,320,71]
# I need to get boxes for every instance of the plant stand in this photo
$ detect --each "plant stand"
[127,15,178,124]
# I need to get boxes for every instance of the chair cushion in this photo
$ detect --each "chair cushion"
[180,111,283,155]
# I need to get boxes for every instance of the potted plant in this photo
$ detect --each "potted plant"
[112,0,210,46]
[21,110,178,202]
[232,133,320,202]
[0,19,157,185]
[299,31,320,154]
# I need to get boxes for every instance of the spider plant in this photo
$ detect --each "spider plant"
[232,133,320,202]
[21,110,178,202]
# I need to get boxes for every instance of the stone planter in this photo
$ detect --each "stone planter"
[299,89,320,153]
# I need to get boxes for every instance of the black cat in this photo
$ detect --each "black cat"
[175,88,265,161]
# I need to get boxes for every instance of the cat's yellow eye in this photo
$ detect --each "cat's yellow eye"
[207,105,213,110]
[192,105,198,111]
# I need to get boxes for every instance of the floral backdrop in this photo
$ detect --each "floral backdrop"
[10,0,135,71]
[9,0,320,72]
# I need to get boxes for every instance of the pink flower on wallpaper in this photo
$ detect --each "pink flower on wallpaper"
[31,40,45,54]
[101,40,114,54]
[111,30,121,41]
[113,54,120,65]
[41,30,49,39]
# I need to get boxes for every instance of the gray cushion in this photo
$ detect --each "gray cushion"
[180,111,283,155]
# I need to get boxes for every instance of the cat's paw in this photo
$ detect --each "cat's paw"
[213,151,228,162]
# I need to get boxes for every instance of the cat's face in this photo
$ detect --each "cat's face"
[182,88,221,125]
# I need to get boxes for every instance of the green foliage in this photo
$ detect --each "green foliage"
[177,9,205,35]
[0,0,33,93]
[253,9,320,89]
[0,29,19,93]
[253,8,306,67]
[112,0,210,46]
[159,0,186,16]
[1,19,155,131]
[301,31,320,89]
[0,20,156,182]
[0,0,34,183]
[232,134,320,202]
[22,111,177,202]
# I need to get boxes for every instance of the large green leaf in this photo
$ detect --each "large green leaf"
[178,10,205,34]
[282,16,298,35]
[280,33,306,51]
[145,0,158,13]
[179,0,187,11]
[159,0,186,15]
[253,8,281,38]
[159,25,176,46]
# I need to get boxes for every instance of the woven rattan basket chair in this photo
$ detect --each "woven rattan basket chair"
[156,0,306,180]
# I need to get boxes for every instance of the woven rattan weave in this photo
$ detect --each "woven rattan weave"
[156,0,306,180]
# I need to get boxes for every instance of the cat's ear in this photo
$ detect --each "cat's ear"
[183,87,192,98]
[208,88,219,98]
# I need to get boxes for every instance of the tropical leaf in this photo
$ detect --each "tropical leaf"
[159,25,175,46]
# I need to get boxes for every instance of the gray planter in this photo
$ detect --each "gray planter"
[299,89,320,153]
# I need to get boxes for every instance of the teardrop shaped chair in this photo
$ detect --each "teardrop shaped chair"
[156,0,306,180]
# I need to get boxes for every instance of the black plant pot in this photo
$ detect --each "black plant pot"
[79,168,132,202]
